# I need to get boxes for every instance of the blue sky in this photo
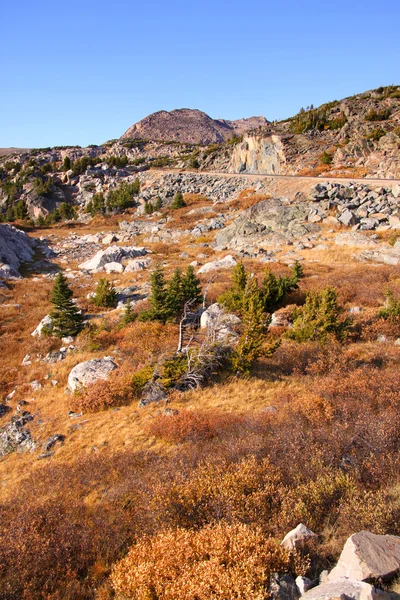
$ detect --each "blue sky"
[1,0,399,148]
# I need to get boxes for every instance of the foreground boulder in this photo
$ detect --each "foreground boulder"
[328,531,400,583]
[302,578,387,600]
[67,357,118,392]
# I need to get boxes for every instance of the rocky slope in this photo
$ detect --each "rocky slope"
[121,108,268,144]
[220,86,400,177]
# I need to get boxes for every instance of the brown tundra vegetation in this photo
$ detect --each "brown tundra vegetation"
[0,178,400,599]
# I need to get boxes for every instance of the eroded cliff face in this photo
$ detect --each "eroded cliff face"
[228,135,288,174]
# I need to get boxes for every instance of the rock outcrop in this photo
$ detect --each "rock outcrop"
[215,198,317,250]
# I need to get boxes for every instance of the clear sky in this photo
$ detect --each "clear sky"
[1,0,399,148]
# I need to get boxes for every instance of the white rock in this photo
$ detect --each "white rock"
[281,524,317,551]
[5,389,16,402]
[30,380,42,391]
[200,303,241,343]
[21,354,32,366]
[67,357,118,393]
[296,576,314,595]
[61,336,75,345]
[104,261,124,273]
[392,183,400,198]
[198,255,237,274]
[31,315,52,337]
[125,258,151,272]
[102,233,119,245]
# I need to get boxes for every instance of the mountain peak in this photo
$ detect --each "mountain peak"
[121,108,268,145]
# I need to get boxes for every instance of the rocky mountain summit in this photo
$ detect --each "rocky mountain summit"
[121,108,268,144]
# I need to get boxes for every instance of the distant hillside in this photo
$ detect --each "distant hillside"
[0,148,29,157]
[121,108,268,144]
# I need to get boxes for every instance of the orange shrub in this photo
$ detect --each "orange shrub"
[111,522,309,600]
[69,371,137,413]
[147,409,242,443]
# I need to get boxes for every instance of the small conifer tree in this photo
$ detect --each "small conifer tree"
[288,286,348,342]
[154,196,163,210]
[139,266,170,323]
[379,288,400,320]
[62,156,72,171]
[218,262,247,312]
[49,273,84,338]
[181,265,202,306]
[93,278,118,308]
[171,192,186,209]
[231,277,278,375]
[121,299,137,326]
[166,268,183,314]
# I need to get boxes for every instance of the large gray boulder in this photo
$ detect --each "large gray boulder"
[335,232,378,248]
[215,199,318,250]
[78,245,146,272]
[302,578,387,600]
[327,531,400,583]
[0,224,36,278]
[67,357,118,392]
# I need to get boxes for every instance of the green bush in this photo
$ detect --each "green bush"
[33,176,53,197]
[71,156,101,175]
[131,364,154,396]
[85,193,106,217]
[379,289,400,320]
[58,202,76,220]
[287,286,349,342]
[320,151,333,165]
[171,192,186,209]
[49,273,84,338]
[106,179,140,210]
[93,279,118,308]
[107,155,128,168]
[366,128,386,142]
[365,108,391,122]
[219,262,302,316]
